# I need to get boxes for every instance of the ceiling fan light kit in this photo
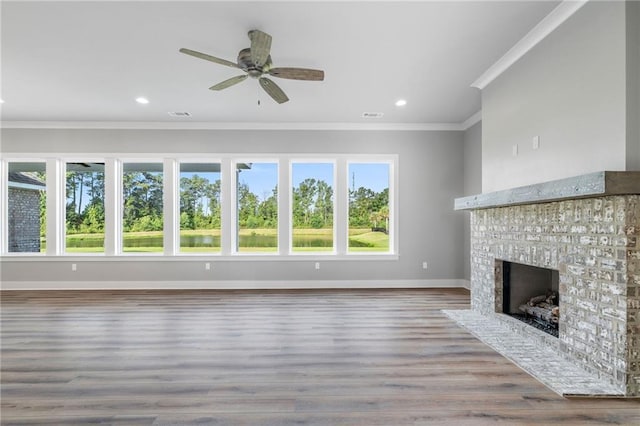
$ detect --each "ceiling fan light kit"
[180,29,324,104]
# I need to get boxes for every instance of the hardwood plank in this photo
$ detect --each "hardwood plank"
[2,289,638,425]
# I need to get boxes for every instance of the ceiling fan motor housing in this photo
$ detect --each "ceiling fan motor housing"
[237,48,271,78]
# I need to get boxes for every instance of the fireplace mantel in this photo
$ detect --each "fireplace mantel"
[454,171,640,210]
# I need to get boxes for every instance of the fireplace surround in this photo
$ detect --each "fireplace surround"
[455,171,640,397]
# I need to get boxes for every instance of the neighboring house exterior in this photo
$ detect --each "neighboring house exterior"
[8,172,46,252]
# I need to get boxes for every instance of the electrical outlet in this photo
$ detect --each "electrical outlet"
[205,262,211,271]
[422,261,428,270]
[512,144,518,157]
[532,136,540,150]
[71,263,77,272]
[315,262,320,270]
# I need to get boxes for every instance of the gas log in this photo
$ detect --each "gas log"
[519,291,559,325]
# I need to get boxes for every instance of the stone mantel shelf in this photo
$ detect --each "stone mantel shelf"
[455,171,640,211]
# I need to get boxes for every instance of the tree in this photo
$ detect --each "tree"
[238,182,259,227]
[293,178,317,227]
[205,179,222,228]
[65,170,105,234]
[257,187,278,228]
[314,180,333,228]
[123,171,163,232]
[349,186,389,229]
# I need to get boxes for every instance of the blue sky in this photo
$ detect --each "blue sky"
[348,163,389,193]
[237,163,389,201]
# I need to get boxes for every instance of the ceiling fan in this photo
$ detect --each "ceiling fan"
[180,30,324,104]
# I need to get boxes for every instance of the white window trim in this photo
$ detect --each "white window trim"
[1,158,49,256]
[62,158,107,256]
[346,159,396,255]
[1,153,398,259]
[120,159,165,256]
[289,158,338,255]
[232,158,280,255]
[176,158,224,256]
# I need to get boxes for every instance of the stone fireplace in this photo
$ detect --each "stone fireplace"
[454,171,640,397]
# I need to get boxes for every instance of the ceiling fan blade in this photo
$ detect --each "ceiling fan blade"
[179,48,238,69]
[248,30,272,67]
[259,77,289,104]
[209,75,248,91]
[268,67,324,81]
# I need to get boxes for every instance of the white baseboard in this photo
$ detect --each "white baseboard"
[460,279,471,290]
[1,279,470,291]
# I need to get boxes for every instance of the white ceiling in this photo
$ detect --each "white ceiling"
[1,1,560,127]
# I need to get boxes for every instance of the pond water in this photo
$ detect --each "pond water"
[66,233,361,248]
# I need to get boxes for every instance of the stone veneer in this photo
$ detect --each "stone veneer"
[470,195,639,396]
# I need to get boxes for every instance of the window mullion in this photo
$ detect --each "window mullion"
[335,158,348,255]
[104,158,121,255]
[278,158,290,255]
[163,158,178,255]
[46,159,63,255]
[0,160,6,254]
[220,158,233,255]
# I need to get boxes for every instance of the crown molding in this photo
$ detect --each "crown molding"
[0,121,469,131]
[471,0,588,90]
[461,110,482,130]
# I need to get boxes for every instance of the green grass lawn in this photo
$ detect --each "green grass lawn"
[348,230,389,252]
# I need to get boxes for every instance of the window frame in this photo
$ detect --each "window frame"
[346,159,395,255]
[1,154,398,259]
[289,158,338,255]
[177,159,224,255]
[2,158,50,256]
[63,159,107,255]
[232,159,280,255]
[120,159,166,256]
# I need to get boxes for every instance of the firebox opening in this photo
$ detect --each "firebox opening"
[502,261,559,338]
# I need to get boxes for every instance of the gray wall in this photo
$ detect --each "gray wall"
[627,0,640,171]
[482,1,633,192]
[1,128,467,287]
[462,121,482,280]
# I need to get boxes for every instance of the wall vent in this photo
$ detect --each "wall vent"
[362,112,384,118]
[168,112,192,117]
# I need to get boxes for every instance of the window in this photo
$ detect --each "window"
[122,162,163,253]
[236,162,278,253]
[348,162,390,253]
[179,162,221,253]
[3,155,396,257]
[65,162,105,253]
[291,162,334,253]
[7,162,47,253]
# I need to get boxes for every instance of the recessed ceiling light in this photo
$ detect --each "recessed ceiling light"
[395,99,407,107]
[135,97,149,104]
[0,99,4,104]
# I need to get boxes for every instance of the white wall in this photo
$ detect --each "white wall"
[482,1,634,192]
[0,128,468,289]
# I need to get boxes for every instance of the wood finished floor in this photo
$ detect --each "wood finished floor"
[1,288,638,425]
